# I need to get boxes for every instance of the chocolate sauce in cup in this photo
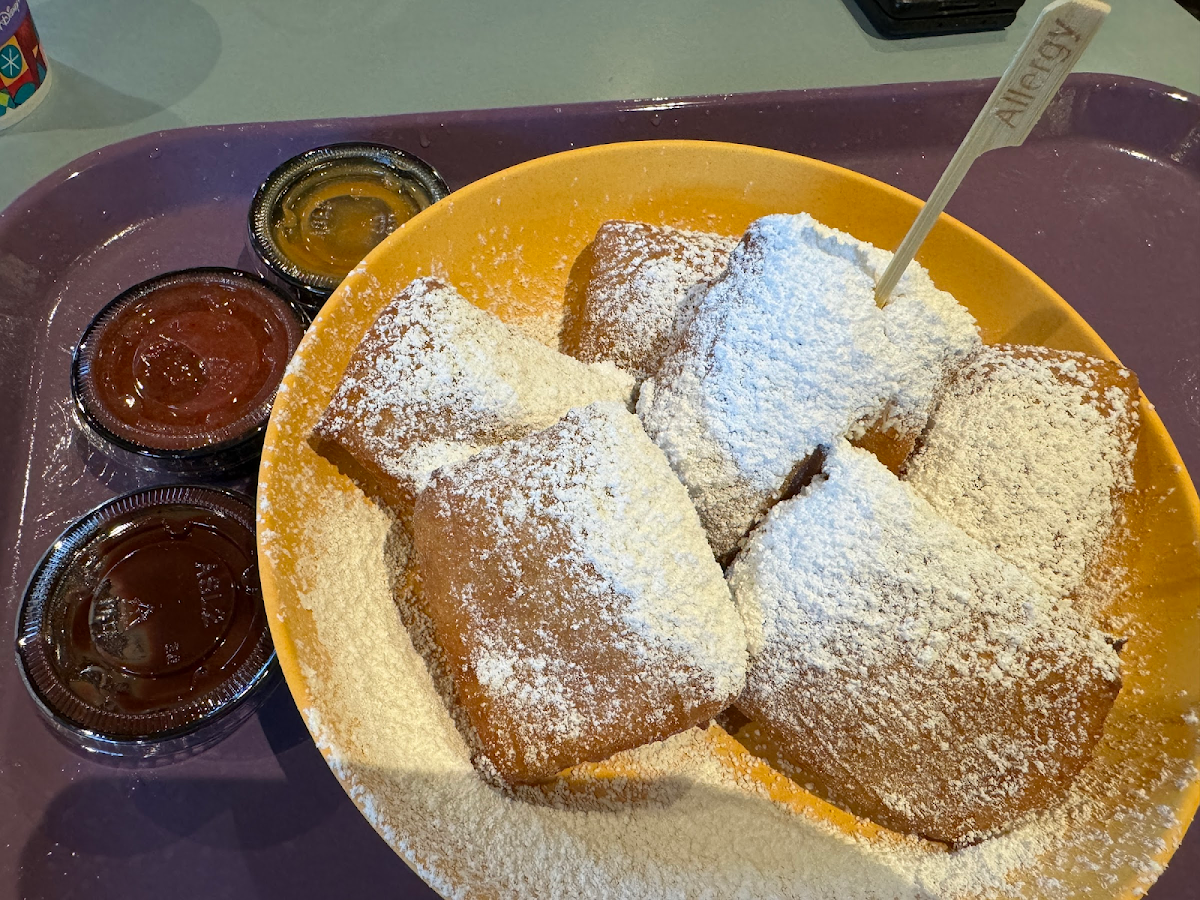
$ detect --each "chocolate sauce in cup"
[15,486,274,759]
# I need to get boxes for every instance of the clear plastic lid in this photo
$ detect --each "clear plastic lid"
[15,486,276,760]
[71,268,306,476]
[248,142,450,308]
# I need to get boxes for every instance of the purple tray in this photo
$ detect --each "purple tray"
[1,75,1197,900]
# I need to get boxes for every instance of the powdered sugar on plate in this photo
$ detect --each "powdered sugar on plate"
[257,206,1196,900]
[268,466,1192,900]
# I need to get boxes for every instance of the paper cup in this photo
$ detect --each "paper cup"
[0,0,51,131]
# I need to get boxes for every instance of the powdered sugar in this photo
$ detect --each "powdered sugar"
[560,221,737,380]
[906,345,1139,600]
[637,213,978,558]
[728,440,1121,843]
[413,402,747,780]
[398,440,485,493]
[314,277,634,502]
[278,468,1195,899]
[256,207,1194,899]
[470,639,593,761]
[878,267,981,435]
[267,442,1192,899]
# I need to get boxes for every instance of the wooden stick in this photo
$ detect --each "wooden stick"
[874,0,1109,306]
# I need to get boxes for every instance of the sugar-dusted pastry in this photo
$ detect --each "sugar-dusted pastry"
[905,344,1140,600]
[411,402,748,784]
[560,220,737,381]
[310,277,635,512]
[728,440,1121,845]
[638,213,977,560]
[854,259,983,473]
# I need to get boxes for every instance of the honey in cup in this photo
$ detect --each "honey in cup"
[271,165,426,280]
[249,143,450,309]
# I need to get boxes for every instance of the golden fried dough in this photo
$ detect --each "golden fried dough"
[412,403,748,784]
[729,441,1121,845]
[561,220,736,381]
[310,277,633,513]
[906,344,1140,600]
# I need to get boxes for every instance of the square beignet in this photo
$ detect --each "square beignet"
[560,220,737,381]
[412,402,748,784]
[310,277,634,513]
[728,440,1122,845]
[637,213,978,559]
[905,344,1140,600]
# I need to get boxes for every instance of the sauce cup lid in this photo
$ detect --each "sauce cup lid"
[71,267,305,476]
[248,142,450,301]
[15,486,275,760]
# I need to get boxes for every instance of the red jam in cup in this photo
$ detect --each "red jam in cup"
[16,486,274,758]
[72,268,304,473]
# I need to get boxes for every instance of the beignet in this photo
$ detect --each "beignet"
[905,344,1140,600]
[412,402,748,784]
[728,440,1121,845]
[310,277,634,512]
[638,213,978,559]
[560,220,737,381]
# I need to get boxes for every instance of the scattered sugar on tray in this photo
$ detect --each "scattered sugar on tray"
[638,213,977,557]
[455,233,572,343]
[906,345,1139,600]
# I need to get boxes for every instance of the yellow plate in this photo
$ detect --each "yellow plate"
[257,140,1200,899]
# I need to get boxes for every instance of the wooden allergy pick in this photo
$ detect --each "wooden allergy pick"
[874,0,1110,306]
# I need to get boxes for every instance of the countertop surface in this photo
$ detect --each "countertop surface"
[2,0,1199,209]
